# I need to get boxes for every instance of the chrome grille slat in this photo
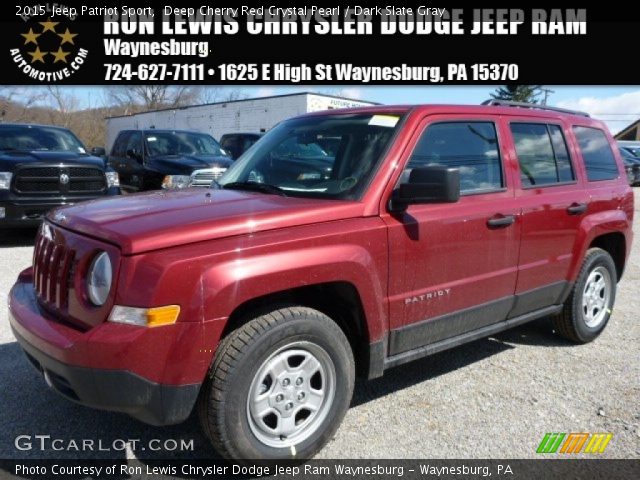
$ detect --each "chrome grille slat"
[56,249,74,309]
[33,230,73,312]
[190,168,227,187]
[47,246,63,303]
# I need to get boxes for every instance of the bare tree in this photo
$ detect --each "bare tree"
[0,87,45,123]
[45,86,79,128]
[105,86,201,113]
[196,87,247,104]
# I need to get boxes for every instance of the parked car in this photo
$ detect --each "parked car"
[0,123,120,228]
[219,132,262,160]
[618,140,640,158]
[10,101,633,460]
[108,129,232,192]
[620,147,640,185]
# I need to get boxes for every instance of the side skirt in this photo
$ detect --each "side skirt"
[383,304,562,370]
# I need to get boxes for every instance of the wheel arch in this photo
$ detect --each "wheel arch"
[572,210,631,282]
[220,281,381,379]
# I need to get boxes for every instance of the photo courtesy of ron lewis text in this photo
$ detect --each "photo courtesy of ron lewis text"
[0,1,638,479]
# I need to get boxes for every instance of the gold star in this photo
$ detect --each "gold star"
[49,47,70,63]
[21,28,41,45]
[27,47,47,64]
[57,28,77,45]
[39,18,59,33]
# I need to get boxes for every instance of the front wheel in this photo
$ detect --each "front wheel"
[553,248,617,343]
[198,307,355,460]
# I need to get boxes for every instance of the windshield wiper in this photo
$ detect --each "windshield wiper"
[223,181,287,197]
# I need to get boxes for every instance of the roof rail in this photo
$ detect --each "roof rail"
[481,99,590,117]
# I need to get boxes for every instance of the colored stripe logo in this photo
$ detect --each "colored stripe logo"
[537,433,612,454]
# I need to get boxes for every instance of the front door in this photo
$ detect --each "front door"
[383,115,521,355]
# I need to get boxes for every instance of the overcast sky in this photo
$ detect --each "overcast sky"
[15,85,640,134]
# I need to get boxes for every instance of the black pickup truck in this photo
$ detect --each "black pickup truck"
[0,123,120,228]
[108,129,233,192]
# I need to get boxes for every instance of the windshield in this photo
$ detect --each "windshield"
[218,113,402,199]
[0,125,86,153]
[145,131,228,157]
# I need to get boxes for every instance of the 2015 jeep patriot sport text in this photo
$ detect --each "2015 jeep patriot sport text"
[9,102,633,460]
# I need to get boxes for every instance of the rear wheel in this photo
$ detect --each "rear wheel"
[198,307,355,460]
[553,248,617,343]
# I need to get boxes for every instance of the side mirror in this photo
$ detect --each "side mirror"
[90,146,106,157]
[391,166,460,212]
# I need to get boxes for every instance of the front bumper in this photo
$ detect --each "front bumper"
[0,188,120,227]
[9,280,201,426]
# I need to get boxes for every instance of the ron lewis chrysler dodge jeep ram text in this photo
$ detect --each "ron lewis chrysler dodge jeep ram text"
[9,101,633,460]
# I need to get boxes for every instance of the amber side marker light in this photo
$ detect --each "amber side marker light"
[108,305,181,327]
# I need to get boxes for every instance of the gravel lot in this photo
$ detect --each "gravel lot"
[0,195,638,461]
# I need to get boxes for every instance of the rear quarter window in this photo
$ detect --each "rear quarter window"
[573,126,619,181]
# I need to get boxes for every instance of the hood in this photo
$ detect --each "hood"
[0,151,105,169]
[48,189,364,254]
[148,154,233,174]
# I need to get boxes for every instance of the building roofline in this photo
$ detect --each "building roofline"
[614,119,640,140]
[106,92,379,119]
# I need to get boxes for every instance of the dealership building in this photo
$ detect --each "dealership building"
[105,92,376,150]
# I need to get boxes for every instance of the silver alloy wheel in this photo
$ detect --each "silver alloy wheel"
[246,341,336,448]
[581,266,612,328]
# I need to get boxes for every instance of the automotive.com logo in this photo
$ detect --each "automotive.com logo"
[537,432,613,454]
[9,4,88,82]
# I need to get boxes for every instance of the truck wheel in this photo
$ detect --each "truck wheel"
[553,248,617,343]
[198,307,355,460]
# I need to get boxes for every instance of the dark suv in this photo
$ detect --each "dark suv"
[0,124,120,227]
[108,129,233,192]
[9,101,633,460]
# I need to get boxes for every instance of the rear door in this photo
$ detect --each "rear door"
[506,118,588,315]
[383,114,521,355]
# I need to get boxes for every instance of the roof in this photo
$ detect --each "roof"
[0,122,71,130]
[118,128,213,134]
[614,119,640,140]
[106,92,378,119]
[298,103,601,121]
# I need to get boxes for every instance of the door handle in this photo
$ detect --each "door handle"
[567,203,587,215]
[487,214,516,228]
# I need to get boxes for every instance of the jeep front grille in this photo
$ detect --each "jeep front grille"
[14,165,106,195]
[33,233,75,311]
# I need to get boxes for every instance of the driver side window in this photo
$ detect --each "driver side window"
[407,121,504,194]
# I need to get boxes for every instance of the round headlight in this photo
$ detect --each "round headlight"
[87,251,112,306]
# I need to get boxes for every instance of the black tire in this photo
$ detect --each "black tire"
[553,248,617,343]
[198,306,355,460]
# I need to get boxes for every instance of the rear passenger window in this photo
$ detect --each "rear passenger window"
[408,122,503,194]
[510,123,575,187]
[573,126,619,181]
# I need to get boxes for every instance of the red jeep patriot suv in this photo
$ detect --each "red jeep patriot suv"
[9,101,633,460]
